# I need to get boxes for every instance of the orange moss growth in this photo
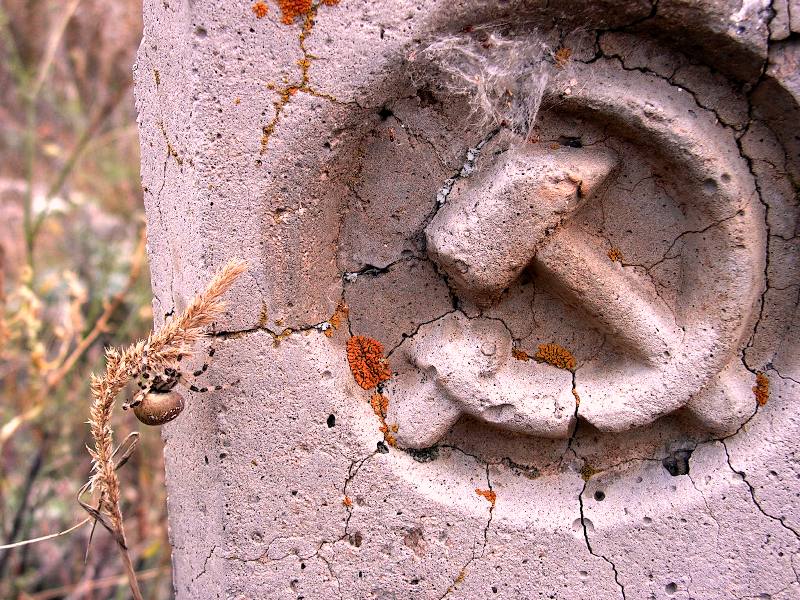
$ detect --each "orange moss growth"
[252,1,269,18]
[347,335,391,389]
[342,496,352,507]
[554,47,572,68]
[753,372,769,406]
[607,247,624,263]
[321,0,339,4]
[572,387,581,406]
[324,301,349,338]
[475,488,497,507]
[512,347,530,361]
[276,0,313,23]
[534,343,577,371]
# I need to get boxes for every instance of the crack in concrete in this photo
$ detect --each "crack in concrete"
[721,439,800,542]
[193,543,217,582]
[578,480,627,599]
[434,445,495,599]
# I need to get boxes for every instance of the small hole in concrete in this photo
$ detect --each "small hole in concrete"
[349,532,363,547]
[702,178,718,194]
[204,455,209,464]
[558,136,583,148]
[579,571,589,579]
[663,448,693,476]
[378,106,394,120]
[195,26,208,38]
[291,490,298,496]
[377,441,389,454]
[327,414,336,428]
[300,562,306,570]
[492,586,498,593]
[594,490,605,501]
[665,582,677,594]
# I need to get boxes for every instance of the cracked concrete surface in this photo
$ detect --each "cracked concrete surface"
[135,0,799,597]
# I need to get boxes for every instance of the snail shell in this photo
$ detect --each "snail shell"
[133,391,185,426]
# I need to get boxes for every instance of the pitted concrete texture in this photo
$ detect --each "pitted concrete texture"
[135,0,800,598]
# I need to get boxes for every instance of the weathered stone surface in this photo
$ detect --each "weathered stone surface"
[135,0,799,597]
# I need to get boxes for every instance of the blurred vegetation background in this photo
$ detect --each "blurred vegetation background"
[0,0,172,597]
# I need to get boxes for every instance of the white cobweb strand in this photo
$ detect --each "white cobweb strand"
[409,30,553,141]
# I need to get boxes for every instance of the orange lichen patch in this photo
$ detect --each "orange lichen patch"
[347,335,391,389]
[572,387,581,406]
[342,496,352,508]
[607,247,624,263]
[370,392,388,417]
[753,372,769,406]
[512,347,530,361]
[259,0,339,152]
[534,343,577,371]
[252,1,269,18]
[554,46,572,68]
[276,0,313,24]
[324,301,349,338]
[270,327,293,347]
[475,488,497,507]
[370,392,396,446]
[550,142,561,150]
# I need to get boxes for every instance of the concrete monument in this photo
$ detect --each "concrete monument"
[135,0,800,597]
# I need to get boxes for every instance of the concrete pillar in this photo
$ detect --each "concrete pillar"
[135,1,800,597]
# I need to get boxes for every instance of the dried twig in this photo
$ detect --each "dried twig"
[84,259,246,599]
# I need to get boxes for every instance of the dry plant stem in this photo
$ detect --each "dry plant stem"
[22,0,82,267]
[29,0,83,101]
[86,260,247,600]
[31,81,133,242]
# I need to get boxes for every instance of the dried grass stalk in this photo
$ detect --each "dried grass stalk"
[85,259,247,599]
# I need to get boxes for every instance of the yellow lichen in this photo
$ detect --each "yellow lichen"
[342,495,352,507]
[753,372,769,406]
[554,46,572,68]
[572,387,581,406]
[534,343,577,371]
[607,247,624,263]
[257,303,269,328]
[580,464,597,481]
[324,300,348,338]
